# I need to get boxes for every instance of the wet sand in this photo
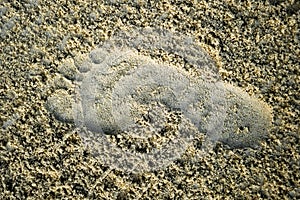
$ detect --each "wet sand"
[0,0,299,199]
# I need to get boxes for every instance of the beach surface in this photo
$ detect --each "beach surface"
[0,0,299,199]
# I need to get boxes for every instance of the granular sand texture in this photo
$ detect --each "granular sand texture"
[0,0,299,199]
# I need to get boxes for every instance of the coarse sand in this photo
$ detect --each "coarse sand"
[0,0,299,199]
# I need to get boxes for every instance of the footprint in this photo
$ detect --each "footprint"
[46,27,272,173]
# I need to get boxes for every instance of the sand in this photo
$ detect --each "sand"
[0,0,299,199]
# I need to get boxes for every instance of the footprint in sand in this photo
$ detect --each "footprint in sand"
[45,28,272,173]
